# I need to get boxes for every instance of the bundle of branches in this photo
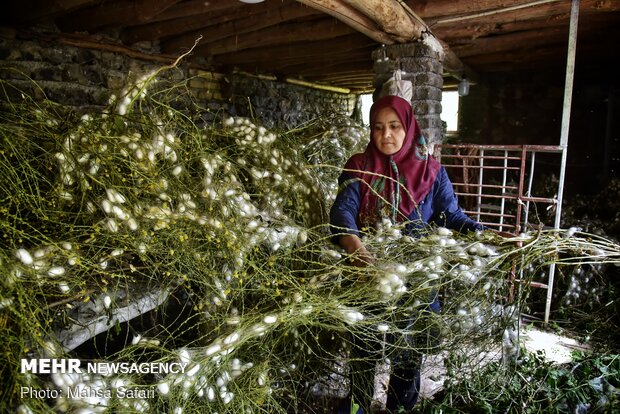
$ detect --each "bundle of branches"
[1,71,619,414]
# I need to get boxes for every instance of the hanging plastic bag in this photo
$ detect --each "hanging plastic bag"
[379,70,412,102]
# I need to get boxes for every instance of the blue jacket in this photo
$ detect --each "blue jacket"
[330,165,483,237]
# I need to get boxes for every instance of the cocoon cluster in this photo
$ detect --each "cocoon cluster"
[376,263,408,300]
[338,305,364,325]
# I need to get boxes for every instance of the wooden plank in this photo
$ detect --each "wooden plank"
[57,0,235,32]
[432,0,620,41]
[121,1,278,44]
[453,26,567,58]
[193,17,356,56]
[212,33,374,65]
[464,20,620,71]
[410,0,556,19]
[296,0,395,44]
[341,0,423,40]
[416,0,619,23]
[134,0,254,23]
[4,0,95,24]
[160,3,319,54]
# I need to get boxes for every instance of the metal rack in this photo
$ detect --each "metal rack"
[435,143,565,322]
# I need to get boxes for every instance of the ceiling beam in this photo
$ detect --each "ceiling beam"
[212,33,373,66]
[420,0,619,25]
[3,0,95,25]
[56,0,231,32]
[295,0,395,44]
[159,3,319,54]
[341,0,423,41]
[193,17,355,57]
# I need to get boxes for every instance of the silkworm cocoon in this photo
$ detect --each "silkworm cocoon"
[206,344,221,356]
[263,315,277,324]
[437,227,452,236]
[222,391,233,404]
[101,199,113,214]
[172,165,183,176]
[186,363,200,377]
[103,295,111,309]
[378,284,392,295]
[206,386,215,400]
[224,332,239,345]
[105,218,119,233]
[15,249,34,266]
[385,273,401,285]
[377,324,389,332]
[157,382,169,395]
[258,372,267,386]
[48,266,65,277]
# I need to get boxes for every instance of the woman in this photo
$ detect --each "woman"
[330,95,483,412]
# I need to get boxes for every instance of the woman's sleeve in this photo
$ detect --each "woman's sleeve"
[431,167,484,233]
[329,172,362,237]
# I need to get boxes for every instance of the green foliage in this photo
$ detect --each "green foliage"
[420,351,620,413]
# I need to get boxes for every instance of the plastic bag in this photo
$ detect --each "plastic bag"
[379,70,412,102]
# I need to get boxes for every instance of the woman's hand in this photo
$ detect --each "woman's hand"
[339,234,375,267]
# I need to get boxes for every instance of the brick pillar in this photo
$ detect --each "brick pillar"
[372,43,444,145]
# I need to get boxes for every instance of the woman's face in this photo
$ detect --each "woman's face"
[371,107,406,156]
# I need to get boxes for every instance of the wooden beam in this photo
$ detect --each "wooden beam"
[160,3,319,54]
[295,0,396,44]
[452,25,568,58]
[463,19,620,71]
[435,5,620,43]
[414,0,620,23]
[341,0,423,41]
[409,0,555,19]
[57,0,233,32]
[133,0,240,23]
[3,0,95,25]
[193,17,356,56]
[212,33,374,66]
[121,2,278,44]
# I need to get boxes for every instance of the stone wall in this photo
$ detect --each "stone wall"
[226,74,357,130]
[0,33,357,130]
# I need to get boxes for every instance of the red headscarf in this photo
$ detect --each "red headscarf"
[344,95,440,227]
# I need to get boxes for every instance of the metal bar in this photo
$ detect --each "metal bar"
[438,143,563,152]
[444,165,521,171]
[462,211,517,218]
[449,182,518,190]
[499,150,509,231]
[515,146,527,234]
[521,196,557,203]
[477,149,484,222]
[479,222,517,229]
[546,0,579,325]
[524,151,537,231]
[456,192,557,204]
[455,193,518,200]
[440,154,522,161]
